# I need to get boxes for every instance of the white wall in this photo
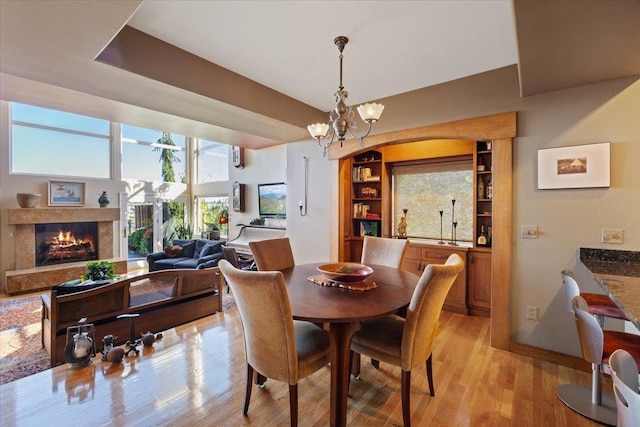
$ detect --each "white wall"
[285,142,332,264]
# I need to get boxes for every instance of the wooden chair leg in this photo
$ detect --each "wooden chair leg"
[255,372,267,387]
[289,384,298,427]
[371,358,380,369]
[243,364,254,415]
[401,369,412,427]
[351,351,361,377]
[426,354,434,396]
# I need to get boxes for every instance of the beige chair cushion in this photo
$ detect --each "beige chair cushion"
[249,237,295,271]
[360,236,409,269]
[352,253,464,371]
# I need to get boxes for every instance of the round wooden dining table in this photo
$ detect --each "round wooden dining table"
[280,263,421,427]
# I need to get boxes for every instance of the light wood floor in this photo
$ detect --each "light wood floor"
[0,307,608,426]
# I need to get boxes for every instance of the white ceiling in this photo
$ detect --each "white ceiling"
[127,0,518,112]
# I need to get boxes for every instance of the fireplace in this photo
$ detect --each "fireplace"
[6,207,126,294]
[35,222,98,267]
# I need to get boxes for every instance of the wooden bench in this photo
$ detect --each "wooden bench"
[41,268,222,366]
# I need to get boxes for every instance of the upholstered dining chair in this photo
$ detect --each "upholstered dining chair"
[221,246,254,293]
[610,349,640,427]
[350,253,464,427]
[557,295,640,426]
[360,235,409,268]
[218,260,330,426]
[249,237,295,271]
[561,269,629,328]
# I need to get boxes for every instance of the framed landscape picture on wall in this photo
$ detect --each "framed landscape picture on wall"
[537,142,610,189]
[48,181,86,206]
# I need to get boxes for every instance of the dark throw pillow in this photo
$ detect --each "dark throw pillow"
[200,241,223,257]
[164,245,183,258]
[173,239,196,258]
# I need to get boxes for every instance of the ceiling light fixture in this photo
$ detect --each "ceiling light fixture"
[307,36,384,157]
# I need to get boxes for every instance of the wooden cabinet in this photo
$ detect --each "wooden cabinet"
[402,243,469,315]
[468,248,491,317]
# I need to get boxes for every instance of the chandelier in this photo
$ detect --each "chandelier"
[307,36,384,157]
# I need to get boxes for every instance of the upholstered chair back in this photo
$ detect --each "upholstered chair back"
[249,237,295,271]
[571,295,605,364]
[219,260,299,384]
[610,349,640,427]
[222,246,241,269]
[360,236,409,269]
[561,270,581,313]
[401,253,464,371]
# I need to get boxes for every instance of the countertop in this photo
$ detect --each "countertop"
[580,248,640,330]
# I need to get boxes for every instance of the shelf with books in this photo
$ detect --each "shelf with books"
[351,150,383,240]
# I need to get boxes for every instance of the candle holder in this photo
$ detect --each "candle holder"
[452,221,458,246]
[448,199,456,245]
[438,210,444,244]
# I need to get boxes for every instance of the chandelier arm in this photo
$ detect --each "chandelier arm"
[345,120,373,140]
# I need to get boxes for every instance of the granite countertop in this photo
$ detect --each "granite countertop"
[580,248,640,330]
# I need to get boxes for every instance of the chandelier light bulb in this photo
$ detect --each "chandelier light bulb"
[307,123,330,139]
[357,103,385,123]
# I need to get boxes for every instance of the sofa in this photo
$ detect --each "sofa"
[147,239,224,271]
[41,267,223,366]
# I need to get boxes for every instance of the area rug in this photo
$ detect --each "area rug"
[0,289,236,385]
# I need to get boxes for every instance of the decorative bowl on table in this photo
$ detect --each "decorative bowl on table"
[317,263,374,283]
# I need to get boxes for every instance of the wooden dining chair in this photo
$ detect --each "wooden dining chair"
[360,235,409,268]
[218,260,330,426]
[350,253,464,427]
[610,349,640,427]
[561,269,629,328]
[249,237,295,271]
[557,295,640,426]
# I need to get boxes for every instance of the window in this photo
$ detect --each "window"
[122,125,186,182]
[10,103,111,178]
[198,196,229,238]
[196,139,229,183]
[392,158,473,242]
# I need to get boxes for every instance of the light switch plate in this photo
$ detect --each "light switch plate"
[521,225,538,239]
[602,228,623,244]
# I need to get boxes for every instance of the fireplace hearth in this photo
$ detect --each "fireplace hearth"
[35,222,98,267]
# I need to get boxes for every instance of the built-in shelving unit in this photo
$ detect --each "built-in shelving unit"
[475,142,493,248]
[351,150,383,239]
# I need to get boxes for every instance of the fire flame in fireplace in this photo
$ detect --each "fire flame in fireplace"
[54,230,92,249]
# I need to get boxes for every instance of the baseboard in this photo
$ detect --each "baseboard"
[510,341,590,373]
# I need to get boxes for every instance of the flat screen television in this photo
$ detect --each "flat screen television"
[258,182,287,218]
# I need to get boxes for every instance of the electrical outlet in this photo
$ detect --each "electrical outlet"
[602,228,623,244]
[521,225,538,239]
[526,306,538,320]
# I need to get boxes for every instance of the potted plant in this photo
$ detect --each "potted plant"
[84,261,115,281]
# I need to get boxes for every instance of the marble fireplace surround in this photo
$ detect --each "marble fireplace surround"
[5,208,127,294]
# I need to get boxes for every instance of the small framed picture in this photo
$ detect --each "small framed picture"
[48,181,86,206]
[232,181,245,212]
[232,146,244,169]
